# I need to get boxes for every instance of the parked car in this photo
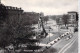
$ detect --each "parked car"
[66,36,72,40]
[57,37,61,40]
[65,32,68,35]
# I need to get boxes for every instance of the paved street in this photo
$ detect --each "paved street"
[65,36,78,53]
[51,32,78,53]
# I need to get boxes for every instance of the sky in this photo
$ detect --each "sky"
[2,0,78,15]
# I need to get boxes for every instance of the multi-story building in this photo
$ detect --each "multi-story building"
[68,11,78,24]
[0,3,23,21]
[6,6,23,19]
[56,11,78,32]
[0,3,40,26]
[56,11,78,26]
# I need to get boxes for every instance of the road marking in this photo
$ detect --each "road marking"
[58,35,77,53]
[62,37,77,53]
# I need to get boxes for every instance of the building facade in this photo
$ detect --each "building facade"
[68,11,78,24]
[0,3,23,22]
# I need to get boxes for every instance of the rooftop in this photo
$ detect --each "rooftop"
[68,11,78,13]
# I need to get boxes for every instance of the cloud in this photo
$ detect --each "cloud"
[2,0,78,15]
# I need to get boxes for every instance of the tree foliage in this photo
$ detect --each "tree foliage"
[22,12,40,25]
[0,11,36,48]
[62,14,69,26]
[0,5,41,52]
[43,16,49,22]
[56,18,60,24]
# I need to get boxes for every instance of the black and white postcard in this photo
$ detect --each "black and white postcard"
[0,0,79,53]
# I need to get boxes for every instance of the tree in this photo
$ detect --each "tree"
[50,15,56,20]
[22,12,40,25]
[56,18,60,24]
[62,14,69,26]
[0,5,41,52]
[0,10,36,49]
[43,16,49,23]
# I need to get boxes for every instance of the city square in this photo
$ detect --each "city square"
[0,0,78,53]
